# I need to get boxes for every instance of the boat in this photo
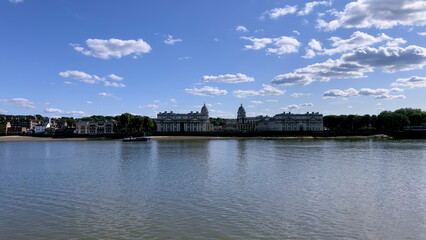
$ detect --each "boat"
[123,137,151,142]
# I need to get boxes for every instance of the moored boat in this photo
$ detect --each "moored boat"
[123,137,151,142]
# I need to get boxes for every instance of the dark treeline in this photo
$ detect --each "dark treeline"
[1,113,157,133]
[209,117,227,127]
[324,108,426,131]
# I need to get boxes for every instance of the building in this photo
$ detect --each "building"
[0,122,11,135]
[34,117,51,134]
[157,104,212,132]
[75,121,115,135]
[228,104,324,132]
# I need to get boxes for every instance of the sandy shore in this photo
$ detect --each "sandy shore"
[0,136,97,142]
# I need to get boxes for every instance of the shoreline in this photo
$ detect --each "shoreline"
[0,134,393,142]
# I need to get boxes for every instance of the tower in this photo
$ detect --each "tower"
[237,104,246,123]
[201,103,209,116]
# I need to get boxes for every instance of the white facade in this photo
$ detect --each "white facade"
[228,105,324,132]
[75,121,115,135]
[34,118,51,134]
[157,104,211,132]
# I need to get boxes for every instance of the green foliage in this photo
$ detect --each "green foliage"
[325,108,425,132]
[210,117,227,127]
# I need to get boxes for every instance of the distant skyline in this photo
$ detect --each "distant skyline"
[1,0,425,118]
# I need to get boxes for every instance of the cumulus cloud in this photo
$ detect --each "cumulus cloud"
[323,87,405,99]
[71,38,151,59]
[108,74,123,81]
[202,73,254,83]
[104,81,125,88]
[59,70,126,88]
[0,98,35,109]
[44,108,87,116]
[164,35,182,45]
[139,104,159,110]
[281,103,314,111]
[236,25,249,32]
[273,45,426,86]
[233,84,285,98]
[291,93,312,97]
[241,36,301,55]
[185,86,228,96]
[303,32,404,58]
[263,5,297,20]
[298,1,331,16]
[98,92,120,100]
[317,0,426,31]
[392,76,426,88]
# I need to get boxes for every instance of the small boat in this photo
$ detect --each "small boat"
[123,137,151,142]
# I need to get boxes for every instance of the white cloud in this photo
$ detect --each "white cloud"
[308,39,323,51]
[86,101,93,104]
[44,108,87,116]
[281,103,314,111]
[0,109,7,114]
[303,49,316,59]
[185,86,228,96]
[59,70,101,84]
[266,99,278,102]
[273,45,426,86]
[214,38,220,42]
[0,98,35,109]
[64,81,73,85]
[139,104,159,110]
[250,101,263,104]
[317,0,426,31]
[291,93,312,97]
[264,5,297,19]
[178,56,191,60]
[104,81,125,88]
[9,0,23,3]
[392,76,426,88]
[164,35,182,45]
[233,84,285,98]
[44,108,63,114]
[236,25,249,32]
[241,36,301,55]
[323,87,406,100]
[170,98,177,103]
[202,73,254,83]
[418,32,426,36]
[298,1,331,16]
[60,70,125,88]
[71,38,151,59]
[108,74,123,81]
[293,30,300,35]
[98,92,120,100]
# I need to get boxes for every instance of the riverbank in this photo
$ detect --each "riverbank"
[0,134,394,142]
[0,136,98,142]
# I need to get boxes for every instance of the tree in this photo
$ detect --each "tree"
[119,113,131,132]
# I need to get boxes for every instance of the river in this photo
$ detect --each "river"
[0,139,425,239]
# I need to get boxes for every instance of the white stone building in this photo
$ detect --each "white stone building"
[75,121,115,135]
[157,104,212,132]
[34,118,51,134]
[228,104,324,132]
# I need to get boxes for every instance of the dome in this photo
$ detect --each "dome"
[201,103,209,115]
[237,104,246,118]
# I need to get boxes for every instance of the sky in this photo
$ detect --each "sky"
[1,0,426,118]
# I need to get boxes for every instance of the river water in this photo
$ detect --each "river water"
[0,139,425,239]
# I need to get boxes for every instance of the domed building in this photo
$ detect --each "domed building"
[157,104,212,132]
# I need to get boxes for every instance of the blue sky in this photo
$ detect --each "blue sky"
[1,0,425,118]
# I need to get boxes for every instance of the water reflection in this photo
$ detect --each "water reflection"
[0,139,425,239]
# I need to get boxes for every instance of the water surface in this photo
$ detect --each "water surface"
[0,139,425,239]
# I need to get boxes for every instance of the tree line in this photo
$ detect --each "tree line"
[324,108,426,132]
